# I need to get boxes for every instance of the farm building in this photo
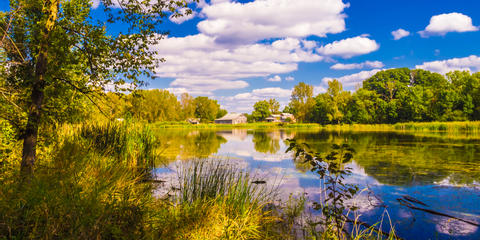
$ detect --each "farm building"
[265,113,296,123]
[214,113,247,124]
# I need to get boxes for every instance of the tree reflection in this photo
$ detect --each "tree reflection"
[252,131,280,154]
[292,131,480,186]
[154,130,227,163]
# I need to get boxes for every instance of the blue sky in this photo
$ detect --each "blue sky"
[2,0,480,112]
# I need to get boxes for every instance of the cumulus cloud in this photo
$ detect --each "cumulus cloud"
[267,75,282,82]
[91,0,100,8]
[419,13,478,37]
[169,78,249,95]
[222,87,292,112]
[415,55,480,74]
[285,76,295,81]
[322,69,383,87]
[197,0,349,44]
[152,34,322,94]
[313,85,327,95]
[170,8,197,24]
[391,28,410,40]
[317,36,380,59]
[330,60,384,70]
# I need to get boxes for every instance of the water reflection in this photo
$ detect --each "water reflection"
[154,128,480,239]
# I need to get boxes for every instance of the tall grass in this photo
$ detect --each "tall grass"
[0,122,159,239]
[155,160,280,239]
[0,121,401,239]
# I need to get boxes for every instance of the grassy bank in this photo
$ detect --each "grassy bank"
[150,120,480,133]
[0,122,398,239]
[151,121,321,129]
[319,121,480,133]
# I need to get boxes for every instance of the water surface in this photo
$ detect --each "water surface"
[154,128,480,239]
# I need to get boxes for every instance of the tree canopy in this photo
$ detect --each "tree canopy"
[0,0,194,174]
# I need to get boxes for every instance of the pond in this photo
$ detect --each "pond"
[153,128,480,239]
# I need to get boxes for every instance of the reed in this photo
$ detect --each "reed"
[155,159,280,239]
[0,122,159,239]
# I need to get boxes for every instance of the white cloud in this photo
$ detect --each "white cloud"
[313,86,327,95]
[285,76,295,81]
[419,13,478,37]
[322,69,383,87]
[251,87,291,98]
[197,0,349,43]
[267,75,282,82]
[91,0,101,8]
[170,77,249,95]
[317,36,380,59]
[152,34,323,94]
[222,87,292,112]
[170,8,197,24]
[415,55,480,74]
[330,60,384,70]
[391,28,410,40]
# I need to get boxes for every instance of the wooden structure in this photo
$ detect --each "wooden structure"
[215,113,247,124]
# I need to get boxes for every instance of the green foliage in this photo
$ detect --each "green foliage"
[216,108,228,119]
[301,69,480,124]
[194,96,220,122]
[0,122,159,239]
[252,100,271,121]
[268,98,281,114]
[128,89,183,122]
[289,82,315,122]
[287,141,359,238]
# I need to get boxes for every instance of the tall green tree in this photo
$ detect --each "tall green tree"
[128,90,182,122]
[180,92,196,120]
[252,100,271,121]
[289,82,315,122]
[325,79,351,124]
[194,96,220,122]
[0,0,193,174]
[268,98,280,114]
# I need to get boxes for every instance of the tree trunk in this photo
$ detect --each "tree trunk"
[21,0,58,175]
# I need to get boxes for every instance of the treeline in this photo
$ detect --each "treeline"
[280,68,480,124]
[104,91,227,123]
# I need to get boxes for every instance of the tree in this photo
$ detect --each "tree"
[180,93,196,119]
[289,82,315,122]
[194,96,220,122]
[252,100,271,121]
[128,90,182,122]
[216,109,228,119]
[268,98,280,114]
[325,79,350,124]
[0,0,194,174]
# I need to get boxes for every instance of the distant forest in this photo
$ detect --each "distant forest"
[4,68,478,128]
[103,68,480,124]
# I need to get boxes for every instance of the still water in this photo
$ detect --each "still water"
[154,128,480,239]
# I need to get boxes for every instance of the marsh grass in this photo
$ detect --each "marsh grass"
[321,121,480,133]
[156,160,281,239]
[0,122,159,239]
[0,121,402,239]
[152,121,321,129]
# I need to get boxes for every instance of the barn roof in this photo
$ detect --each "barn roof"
[215,113,245,121]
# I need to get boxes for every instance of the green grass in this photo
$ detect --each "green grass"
[151,121,322,129]
[0,121,401,239]
[156,160,280,239]
[0,122,158,239]
[319,121,480,133]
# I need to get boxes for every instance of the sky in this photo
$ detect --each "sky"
[2,0,480,113]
